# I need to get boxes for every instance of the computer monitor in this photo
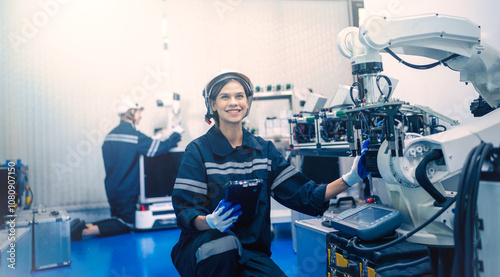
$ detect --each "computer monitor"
[138,151,184,204]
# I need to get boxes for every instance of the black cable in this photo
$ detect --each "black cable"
[294,123,312,143]
[363,176,371,198]
[350,82,363,107]
[376,75,393,102]
[376,256,431,274]
[320,119,333,142]
[415,150,447,204]
[452,144,476,276]
[467,143,493,276]
[431,124,447,133]
[467,146,489,276]
[363,111,376,129]
[463,145,482,277]
[464,144,489,277]
[452,143,494,277]
[384,48,460,70]
[492,148,500,170]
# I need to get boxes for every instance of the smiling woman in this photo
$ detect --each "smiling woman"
[169,70,356,276]
[211,80,249,127]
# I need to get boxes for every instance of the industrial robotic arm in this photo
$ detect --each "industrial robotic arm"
[337,13,500,246]
[338,13,500,108]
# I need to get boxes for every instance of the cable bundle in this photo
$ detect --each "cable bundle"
[453,143,499,277]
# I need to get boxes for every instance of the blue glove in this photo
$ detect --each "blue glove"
[206,200,242,232]
[168,132,182,145]
[358,139,370,178]
[165,132,181,148]
[361,138,370,154]
[342,139,370,187]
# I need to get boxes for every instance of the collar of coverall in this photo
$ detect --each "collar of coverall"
[206,126,263,157]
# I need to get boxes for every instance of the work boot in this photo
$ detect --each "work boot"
[71,219,87,241]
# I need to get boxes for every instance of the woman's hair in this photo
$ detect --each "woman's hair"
[209,78,251,126]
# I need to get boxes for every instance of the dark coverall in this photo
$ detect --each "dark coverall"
[171,126,328,276]
[98,120,179,236]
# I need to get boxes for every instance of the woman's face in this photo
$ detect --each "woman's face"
[210,79,249,126]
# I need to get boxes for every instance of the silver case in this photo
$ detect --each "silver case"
[294,218,335,277]
[33,210,71,270]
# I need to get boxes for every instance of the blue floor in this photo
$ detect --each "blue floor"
[30,223,297,277]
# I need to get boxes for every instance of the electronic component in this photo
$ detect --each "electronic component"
[318,110,348,144]
[288,115,317,149]
[330,204,402,241]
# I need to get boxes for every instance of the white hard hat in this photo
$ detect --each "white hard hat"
[116,98,144,115]
[202,70,254,124]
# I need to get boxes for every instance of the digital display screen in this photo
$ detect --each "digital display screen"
[343,207,392,226]
[144,152,184,198]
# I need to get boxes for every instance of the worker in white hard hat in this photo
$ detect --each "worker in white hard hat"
[115,97,145,126]
[71,97,183,240]
[170,70,368,276]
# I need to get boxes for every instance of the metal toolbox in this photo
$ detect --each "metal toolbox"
[32,209,71,270]
[0,226,32,277]
[294,218,336,277]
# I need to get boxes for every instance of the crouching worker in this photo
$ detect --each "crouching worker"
[71,98,182,241]
[170,70,368,276]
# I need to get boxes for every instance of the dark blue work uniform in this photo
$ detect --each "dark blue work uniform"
[171,126,328,277]
[99,120,179,236]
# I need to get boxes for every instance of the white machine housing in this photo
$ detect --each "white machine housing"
[337,13,500,246]
[476,177,500,276]
[378,108,500,245]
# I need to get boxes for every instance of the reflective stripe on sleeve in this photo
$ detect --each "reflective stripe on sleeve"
[105,134,138,144]
[195,236,242,263]
[146,139,160,157]
[205,159,268,169]
[174,178,208,195]
[270,165,299,190]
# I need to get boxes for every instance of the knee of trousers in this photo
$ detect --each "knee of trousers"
[195,231,242,264]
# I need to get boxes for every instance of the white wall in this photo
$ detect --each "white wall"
[363,0,500,124]
[1,0,165,209]
[161,0,353,142]
[1,0,353,210]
